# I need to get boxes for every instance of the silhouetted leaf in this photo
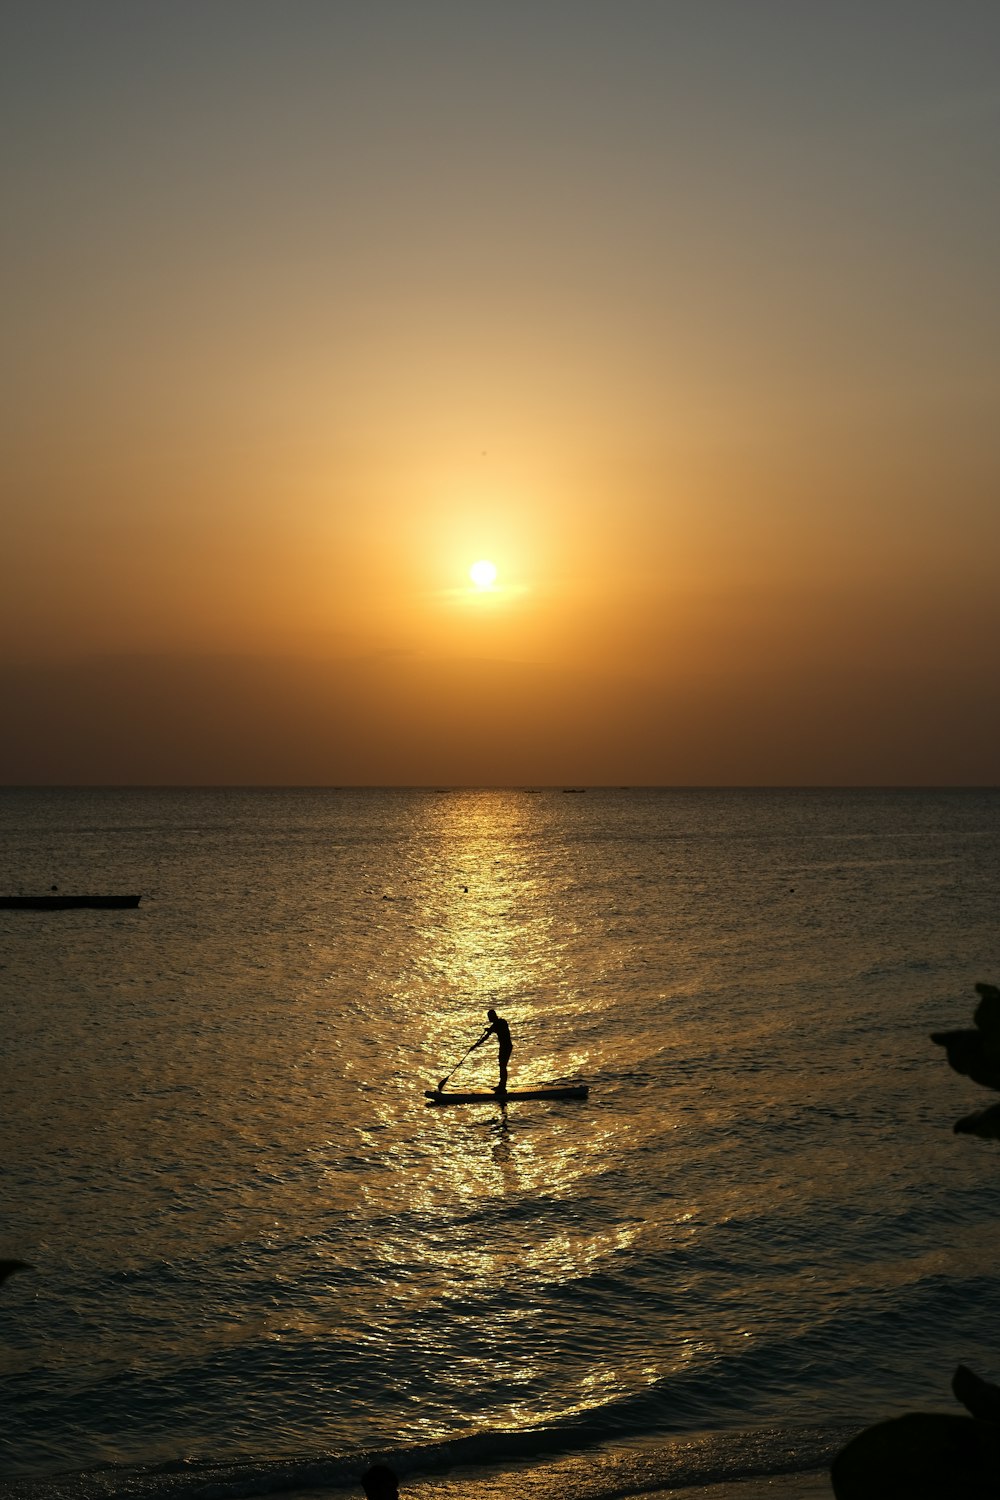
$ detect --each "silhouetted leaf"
[931,1029,1000,1092]
[954,1104,1000,1139]
[0,1259,31,1286]
[974,983,1000,1037]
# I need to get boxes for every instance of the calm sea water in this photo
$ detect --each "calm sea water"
[2,788,1000,1498]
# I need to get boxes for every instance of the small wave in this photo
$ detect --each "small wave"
[0,1422,854,1500]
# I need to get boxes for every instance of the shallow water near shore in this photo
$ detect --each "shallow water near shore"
[2,788,999,1497]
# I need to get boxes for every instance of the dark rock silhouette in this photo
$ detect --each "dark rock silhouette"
[831,983,1000,1498]
[953,1364,1000,1424]
[831,1412,1000,1498]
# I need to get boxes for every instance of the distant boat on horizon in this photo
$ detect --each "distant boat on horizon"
[0,893,142,910]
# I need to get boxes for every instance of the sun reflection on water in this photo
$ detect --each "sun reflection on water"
[388,790,589,1098]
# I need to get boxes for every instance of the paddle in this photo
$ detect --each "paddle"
[438,1028,490,1093]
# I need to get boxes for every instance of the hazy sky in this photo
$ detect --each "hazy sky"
[3,1,998,784]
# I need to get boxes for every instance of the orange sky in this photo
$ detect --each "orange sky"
[3,3,999,784]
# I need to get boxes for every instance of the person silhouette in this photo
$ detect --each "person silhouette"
[361,1465,398,1500]
[472,1007,512,1092]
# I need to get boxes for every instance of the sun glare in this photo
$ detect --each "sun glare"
[469,559,498,590]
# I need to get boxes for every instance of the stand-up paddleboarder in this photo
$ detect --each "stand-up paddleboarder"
[471,1008,512,1092]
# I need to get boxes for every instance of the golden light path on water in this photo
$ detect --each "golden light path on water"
[332,792,722,1446]
[343,791,682,1438]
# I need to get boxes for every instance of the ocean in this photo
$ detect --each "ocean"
[2,787,999,1499]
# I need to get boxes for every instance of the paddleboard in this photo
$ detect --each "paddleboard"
[425,1085,588,1104]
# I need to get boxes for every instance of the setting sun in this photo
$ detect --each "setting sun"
[2,5,998,793]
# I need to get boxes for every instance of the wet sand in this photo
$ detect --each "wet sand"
[644,1473,831,1498]
[408,1448,838,1500]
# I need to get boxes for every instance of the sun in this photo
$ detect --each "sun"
[469,559,498,590]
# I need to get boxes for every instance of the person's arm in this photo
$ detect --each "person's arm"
[470,1024,493,1050]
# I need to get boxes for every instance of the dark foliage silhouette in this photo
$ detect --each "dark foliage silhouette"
[831,983,1000,1497]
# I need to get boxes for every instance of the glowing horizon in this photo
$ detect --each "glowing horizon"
[2,4,999,785]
